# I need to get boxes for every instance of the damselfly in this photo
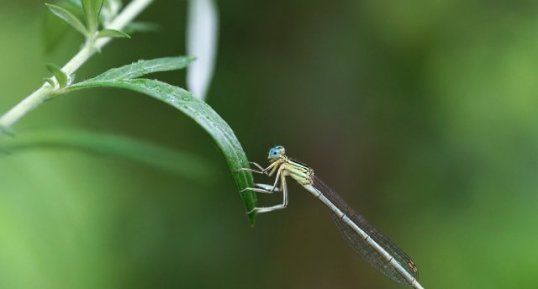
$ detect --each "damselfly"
[242,145,425,289]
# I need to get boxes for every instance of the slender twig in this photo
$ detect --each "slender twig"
[0,0,154,130]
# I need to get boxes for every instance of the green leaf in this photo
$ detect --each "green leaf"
[69,62,257,224]
[82,0,105,32]
[45,3,88,36]
[46,63,68,88]
[97,29,130,39]
[42,1,85,53]
[66,0,82,7]
[0,130,216,183]
[88,56,194,81]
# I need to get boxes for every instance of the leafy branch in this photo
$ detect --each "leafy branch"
[0,0,153,129]
[0,0,258,225]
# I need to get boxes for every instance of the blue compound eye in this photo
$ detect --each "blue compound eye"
[268,145,285,160]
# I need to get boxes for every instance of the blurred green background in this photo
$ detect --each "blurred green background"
[1,1,538,289]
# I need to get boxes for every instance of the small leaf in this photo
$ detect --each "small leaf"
[124,21,159,34]
[45,3,88,36]
[46,63,68,88]
[0,130,216,183]
[87,56,194,81]
[70,73,257,225]
[82,0,105,32]
[97,29,130,39]
[42,1,85,53]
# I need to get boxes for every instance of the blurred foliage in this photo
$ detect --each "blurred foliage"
[1,1,538,289]
[0,130,217,182]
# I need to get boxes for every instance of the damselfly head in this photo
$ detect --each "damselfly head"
[268,145,286,161]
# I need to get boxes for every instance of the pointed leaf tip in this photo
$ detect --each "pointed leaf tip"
[45,3,88,36]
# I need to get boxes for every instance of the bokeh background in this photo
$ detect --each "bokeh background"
[1,1,538,289]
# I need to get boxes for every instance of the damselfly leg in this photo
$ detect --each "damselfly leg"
[241,162,289,214]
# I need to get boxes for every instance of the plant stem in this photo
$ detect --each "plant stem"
[0,0,154,130]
